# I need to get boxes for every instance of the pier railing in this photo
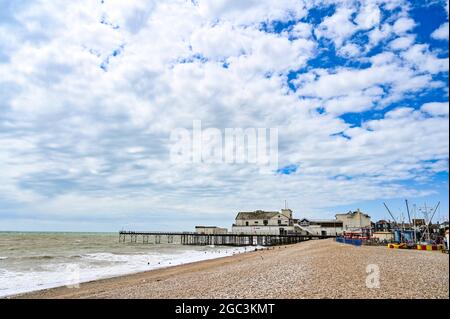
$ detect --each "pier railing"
[118,230,334,246]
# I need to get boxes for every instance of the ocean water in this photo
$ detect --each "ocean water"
[0,232,255,297]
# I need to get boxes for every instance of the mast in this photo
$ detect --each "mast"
[418,202,439,243]
[425,203,430,242]
[405,199,415,243]
[428,201,440,226]
[405,199,412,226]
[413,204,417,243]
[384,202,400,242]
[383,203,398,226]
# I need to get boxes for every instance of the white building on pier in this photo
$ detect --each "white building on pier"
[232,209,301,235]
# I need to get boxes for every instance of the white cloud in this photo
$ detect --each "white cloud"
[389,35,415,50]
[369,51,397,65]
[355,2,381,30]
[401,44,449,74]
[431,22,449,40]
[0,0,448,228]
[369,23,391,46]
[295,62,431,100]
[190,23,251,60]
[324,87,383,115]
[315,6,358,48]
[190,24,316,73]
[337,42,362,57]
[197,0,308,25]
[367,23,393,47]
[290,22,312,39]
[421,102,449,116]
[392,17,416,34]
[367,15,416,49]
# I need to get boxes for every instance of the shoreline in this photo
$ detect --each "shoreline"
[11,239,449,299]
[10,245,269,299]
[3,245,263,299]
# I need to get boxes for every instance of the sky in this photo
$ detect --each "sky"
[0,0,448,232]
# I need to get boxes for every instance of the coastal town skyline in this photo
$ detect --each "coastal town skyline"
[0,0,448,232]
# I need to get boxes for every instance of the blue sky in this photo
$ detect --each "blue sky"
[0,0,448,232]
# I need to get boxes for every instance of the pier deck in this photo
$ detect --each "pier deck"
[118,231,334,246]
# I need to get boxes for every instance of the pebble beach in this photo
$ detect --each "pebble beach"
[12,239,449,299]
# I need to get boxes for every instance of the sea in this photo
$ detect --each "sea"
[0,232,255,297]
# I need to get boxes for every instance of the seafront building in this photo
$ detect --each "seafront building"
[195,207,373,236]
[374,220,392,232]
[231,209,299,235]
[372,231,394,241]
[297,218,343,236]
[229,208,371,236]
[335,209,371,230]
[180,204,448,246]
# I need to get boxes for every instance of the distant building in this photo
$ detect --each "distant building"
[231,207,373,236]
[375,220,392,232]
[412,219,426,226]
[335,209,371,231]
[372,231,394,242]
[298,218,343,236]
[232,209,300,235]
[195,226,228,235]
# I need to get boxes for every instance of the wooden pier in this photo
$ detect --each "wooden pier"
[119,231,334,246]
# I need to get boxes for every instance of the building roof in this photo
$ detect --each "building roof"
[300,218,341,223]
[336,209,370,219]
[195,226,223,229]
[236,210,280,220]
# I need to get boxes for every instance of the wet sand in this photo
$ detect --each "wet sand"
[11,239,449,299]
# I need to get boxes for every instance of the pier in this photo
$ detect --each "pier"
[118,231,334,246]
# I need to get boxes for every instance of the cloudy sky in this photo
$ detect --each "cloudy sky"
[0,0,448,232]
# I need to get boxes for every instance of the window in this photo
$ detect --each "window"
[254,221,258,224]
[245,221,249,226]
[278,220,281,225]
[300,220,309,226]
[263,220,268,226]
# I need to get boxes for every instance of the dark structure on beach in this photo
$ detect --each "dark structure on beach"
[118,231,333,246]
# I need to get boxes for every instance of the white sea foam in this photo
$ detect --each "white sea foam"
[0,246,260,297]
